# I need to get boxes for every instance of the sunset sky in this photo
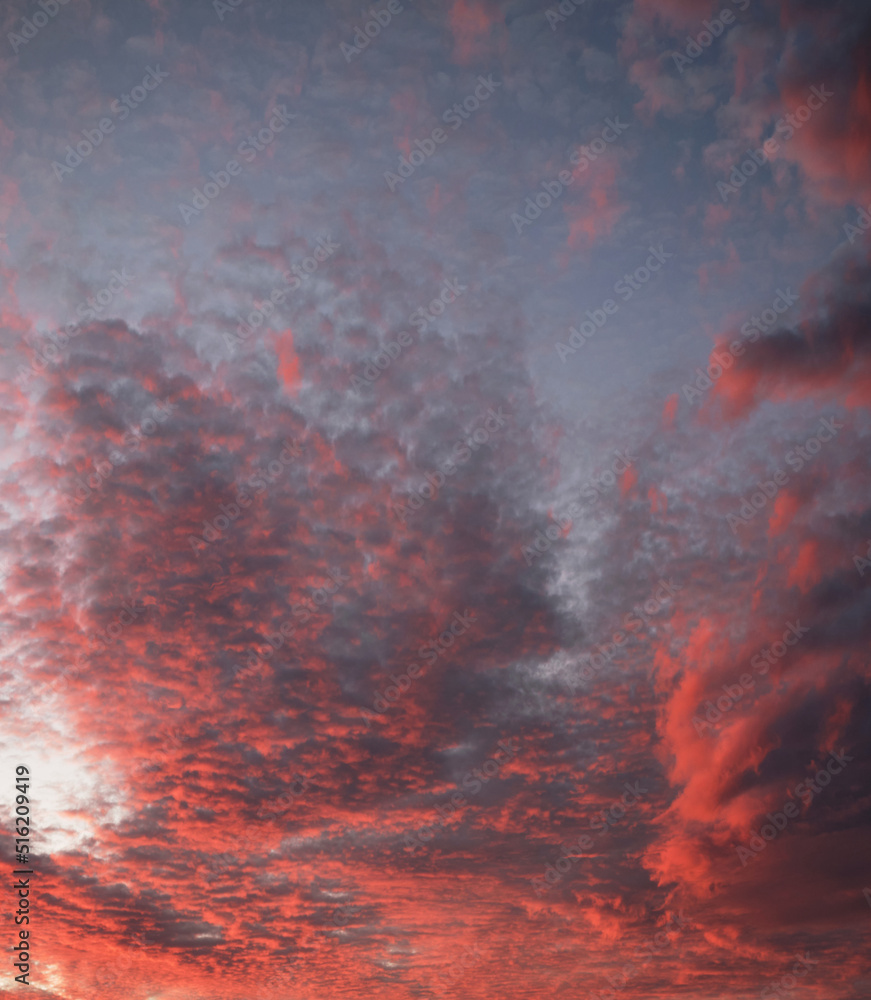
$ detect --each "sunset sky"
[1,0,870,998]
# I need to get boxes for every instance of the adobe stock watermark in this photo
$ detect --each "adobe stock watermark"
[231,567,350,684]
[554,911,688,998]
[223,237,341,356]
[545,0,588,31]
[843,201,871,245]
[599,913,688,1000]
[512,116,631,235]
[718,86,833,201]
[340,0,411,62]
[14,268,137,387]
[433,942,484,997]
[52,66,169,181]
[727,417,843,533]
[530,780,647,894]
[188,440,302,552]
[213,0,251,20]
[692,620,810,735]
[60,398,175,508]
[853,538,871,577]
[329,894,362,931]
[521,447,638,565]
[671,0,750,74]
[205,774,313,879]
[130,726,194,781]
[760,953,818,999]
[554,245,673,361]
[362,609,477,722]
[563,579,681,691]
[681,288,798,404]
[408,278,468,334]
[384,76,501,191]
[402,740,520,853]
[734,748,853,866]
[349,277,467,391]
[390,407,511,522]
[31,599,148,708]
[8,0,71,53]
[178,105,295,225]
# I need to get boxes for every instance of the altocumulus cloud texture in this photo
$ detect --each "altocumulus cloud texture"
[0,0,870,998]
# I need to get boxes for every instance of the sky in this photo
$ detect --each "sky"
[0,0,870,998]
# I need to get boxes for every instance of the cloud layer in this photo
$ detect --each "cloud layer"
[0,1,869,998]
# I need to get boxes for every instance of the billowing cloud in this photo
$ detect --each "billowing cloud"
[0,0,869,998]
